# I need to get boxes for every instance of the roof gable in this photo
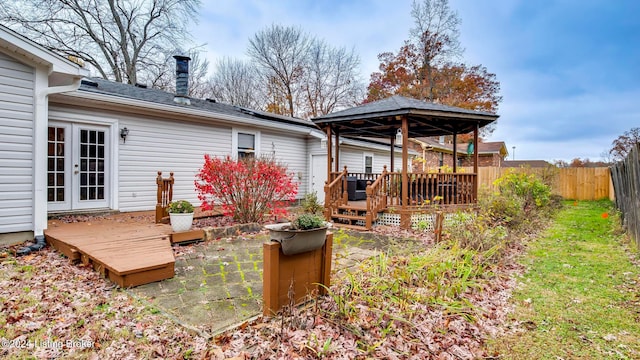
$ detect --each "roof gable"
[0,24,88,77]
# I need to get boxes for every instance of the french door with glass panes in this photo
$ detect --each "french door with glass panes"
[47,122,110,211]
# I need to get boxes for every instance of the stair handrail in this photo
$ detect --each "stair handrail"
[155,171,174,224]
[324,166,349,220]
[365,165,389,228]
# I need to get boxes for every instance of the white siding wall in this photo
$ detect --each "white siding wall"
[374,150,403,173]
[0,52,34,233]
[339,145,403,173]
[118,116,232,211]
[262,131,308,198]
[339,147,364,173]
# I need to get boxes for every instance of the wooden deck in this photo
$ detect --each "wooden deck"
[45,212,178,287]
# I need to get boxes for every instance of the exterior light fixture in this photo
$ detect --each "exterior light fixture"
[395,128,403,143]
[120,127,129,143]
[320,139,327,149]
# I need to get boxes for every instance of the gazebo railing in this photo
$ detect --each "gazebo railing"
[388,172,477,207]
[323,167,478,226]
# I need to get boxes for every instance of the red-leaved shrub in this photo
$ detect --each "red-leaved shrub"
[195,155,298,223]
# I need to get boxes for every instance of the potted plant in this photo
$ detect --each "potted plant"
[168,200,194,232]
[264,213,331,255]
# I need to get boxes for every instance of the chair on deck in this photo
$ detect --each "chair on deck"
[155,171,174,223]
[346,176,367,201]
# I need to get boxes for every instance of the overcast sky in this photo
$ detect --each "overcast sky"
[189,0,639,162]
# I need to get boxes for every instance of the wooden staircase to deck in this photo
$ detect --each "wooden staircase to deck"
[330,203,369,231]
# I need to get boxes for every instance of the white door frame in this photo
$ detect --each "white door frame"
[48,111,119,212]
[71,124,110,210]
[46,121,72,212]
[310,154,327,204]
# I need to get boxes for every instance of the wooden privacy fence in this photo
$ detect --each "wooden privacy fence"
[461,166,614,201]
[610,144,640,250]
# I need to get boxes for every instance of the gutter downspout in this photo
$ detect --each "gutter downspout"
[33,72,84,239]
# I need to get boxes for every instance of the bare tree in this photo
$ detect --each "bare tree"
[302,40,364,117]
[247,25,310,117]
[247,24,364,118]
[409,0,463,100]
[609,127,640,161]
[208,57,263,109]
[0,0,201,85]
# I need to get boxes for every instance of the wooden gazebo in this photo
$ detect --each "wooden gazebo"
[311,95,499,230]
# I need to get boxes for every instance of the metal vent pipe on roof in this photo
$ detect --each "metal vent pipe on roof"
[173,55,191,105]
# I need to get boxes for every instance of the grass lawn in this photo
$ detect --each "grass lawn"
[487,200,640,359]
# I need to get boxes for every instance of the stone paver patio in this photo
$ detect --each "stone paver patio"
[131,230,420,336]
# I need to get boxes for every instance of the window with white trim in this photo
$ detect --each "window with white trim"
[232,129,260,159]
[364,153,373,174]
[238,132,255,158]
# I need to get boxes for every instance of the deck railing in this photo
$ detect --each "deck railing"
[324,166,349,219]
[389,172,477,207]
[365,166,389,227]
[323,167,477,224]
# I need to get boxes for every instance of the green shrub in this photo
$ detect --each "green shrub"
[292,213,325,230]
[301,191,323,214]
[493,171,552,212]
[478,189,526,228]
[443,211,508,254]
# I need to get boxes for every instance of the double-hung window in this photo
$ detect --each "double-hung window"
[237,132,255,159]
[233,129,260,159]
[364,153,373,174]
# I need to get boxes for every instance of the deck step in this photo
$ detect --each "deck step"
[331,213,366,221]
[337,205,367,212]
[332,223,369,231]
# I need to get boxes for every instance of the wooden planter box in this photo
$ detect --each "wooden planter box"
[264,222,329,255]
[263,232,333,316]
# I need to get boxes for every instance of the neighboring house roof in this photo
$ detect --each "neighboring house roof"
[502,160,553,168]
[413,137,508,157]
[0,24,88,77]
[77,78,318,130]
[342,136,421,155]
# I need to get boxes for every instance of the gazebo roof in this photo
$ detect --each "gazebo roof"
[312,95,499,138]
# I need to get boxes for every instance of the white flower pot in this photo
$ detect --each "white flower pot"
[169,212,194,232]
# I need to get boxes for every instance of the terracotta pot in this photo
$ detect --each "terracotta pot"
[169,212,194,232]
[264,222,330,255]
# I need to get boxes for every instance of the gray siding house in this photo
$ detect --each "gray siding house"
[0,24,409,244]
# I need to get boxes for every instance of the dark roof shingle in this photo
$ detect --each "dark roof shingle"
[78,78,317,129]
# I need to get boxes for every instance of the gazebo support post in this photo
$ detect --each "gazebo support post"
[473,124,479,201]
[400,116,410,229]
[390,135,395,173]
[323,126,333,220]
[452,131,458,173]
[334,127,340,173]
[325,126,333,181]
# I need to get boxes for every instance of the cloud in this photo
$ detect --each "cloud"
[189,0,639,162]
